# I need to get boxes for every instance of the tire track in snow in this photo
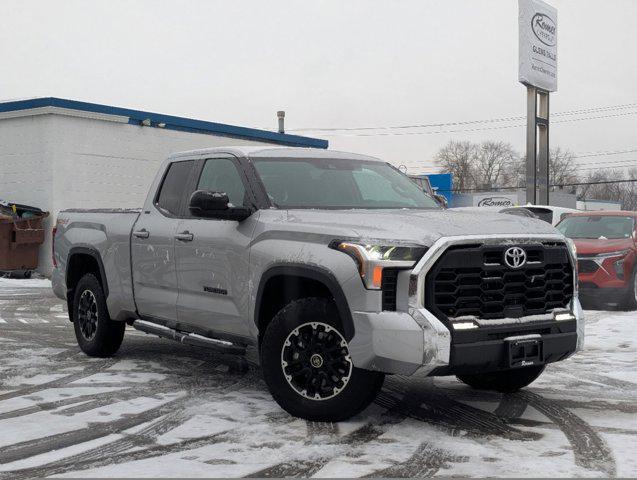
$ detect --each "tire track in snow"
[364,441,467,478]
[518,390,617,477]
[0,358,118,402]
[377,375,540,441]
[0,394,186,465]
[493,393,529,419]
[248,413,407,478]
[440,380,618,476]
[1,431,233,480]
[1,370,260,478]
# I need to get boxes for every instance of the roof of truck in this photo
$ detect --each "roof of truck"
[169,146,384,162]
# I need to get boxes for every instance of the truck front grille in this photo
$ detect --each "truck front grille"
[425,243,574,322]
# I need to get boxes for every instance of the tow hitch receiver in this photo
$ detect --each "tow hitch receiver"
[505,334,543,368]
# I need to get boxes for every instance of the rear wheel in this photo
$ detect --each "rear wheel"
[72,274,125,357]
[457,365,545,393]
[260,297,384,421]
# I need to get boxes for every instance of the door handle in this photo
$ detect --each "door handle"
[175,231,194,242]
[133,229,150,239]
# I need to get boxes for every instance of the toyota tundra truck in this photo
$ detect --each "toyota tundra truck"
[52,146,584,421]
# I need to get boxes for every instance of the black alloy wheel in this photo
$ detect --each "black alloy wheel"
[77,289,99,341]
[281,321,353,401]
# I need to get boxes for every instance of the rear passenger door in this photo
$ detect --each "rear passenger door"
[174,156,258,338]
[131,159,196,322]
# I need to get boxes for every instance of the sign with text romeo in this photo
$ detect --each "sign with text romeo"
[519,0,557,92]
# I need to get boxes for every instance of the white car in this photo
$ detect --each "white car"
[504,206,579,226]
[452,205,578,226]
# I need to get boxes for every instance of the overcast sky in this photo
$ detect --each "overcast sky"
[2,0,636,173]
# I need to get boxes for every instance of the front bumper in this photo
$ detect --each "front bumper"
[579,283,631,303]
[348,234,585,376]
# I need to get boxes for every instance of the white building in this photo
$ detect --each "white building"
[451,190,578,209]
[0,98,326,275]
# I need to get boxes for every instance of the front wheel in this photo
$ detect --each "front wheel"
[260,297,384,421]
[72,273,125,357]
[457,365,545,393]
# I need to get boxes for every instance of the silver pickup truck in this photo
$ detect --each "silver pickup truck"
[52,146,584,421]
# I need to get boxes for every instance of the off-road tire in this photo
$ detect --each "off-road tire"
[457,365,545,393]
[621,270,637,311]
[260,297,384,421]
[72,273,125,357]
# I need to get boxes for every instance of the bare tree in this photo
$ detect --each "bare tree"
[514,146,579,191]
[433,140,636,209]
[474,141,519,189]
[435,141,477,192]
[578,168,637,211]
[435,140,519,192]
[549,147,578,187]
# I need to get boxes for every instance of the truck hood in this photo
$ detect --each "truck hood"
[281,209,560,246]
[572,237,635,256]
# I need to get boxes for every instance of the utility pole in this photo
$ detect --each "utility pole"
[525,87,550,205]
[519,0,557,206]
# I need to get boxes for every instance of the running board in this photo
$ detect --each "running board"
[132,320,246,355]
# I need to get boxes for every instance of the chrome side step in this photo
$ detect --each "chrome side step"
[132,319,246,355]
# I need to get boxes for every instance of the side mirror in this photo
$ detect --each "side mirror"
[188,190,251,221]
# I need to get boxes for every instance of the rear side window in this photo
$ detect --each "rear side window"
[155,160,194,215]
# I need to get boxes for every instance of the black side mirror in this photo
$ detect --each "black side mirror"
[188,190,251,221]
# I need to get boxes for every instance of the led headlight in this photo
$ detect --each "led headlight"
[331,241,427,289]
[594,249,630,259]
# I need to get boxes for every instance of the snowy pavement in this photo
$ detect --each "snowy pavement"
[0,278,635,478]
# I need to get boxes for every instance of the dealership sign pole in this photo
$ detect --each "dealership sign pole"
[519,0,557,205]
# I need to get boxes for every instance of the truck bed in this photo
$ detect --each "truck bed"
[53,209,141,320]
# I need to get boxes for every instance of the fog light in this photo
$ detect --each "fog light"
[555,312,575,321]
[614,258,625,280]
[453,322,478,330]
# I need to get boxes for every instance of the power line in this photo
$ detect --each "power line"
[288,101,637,133]
[574,148,637,159]
[577,159,637,171]
[308,110,637,138]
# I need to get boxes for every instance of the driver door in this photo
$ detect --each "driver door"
[174,156,258,338]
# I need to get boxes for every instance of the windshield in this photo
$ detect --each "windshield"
[252,158,440,209]
[556,215,635,239]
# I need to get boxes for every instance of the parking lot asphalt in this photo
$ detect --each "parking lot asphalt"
[0,278,635,478]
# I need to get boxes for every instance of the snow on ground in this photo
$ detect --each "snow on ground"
[0,278,635,478]
[0,277,52,289]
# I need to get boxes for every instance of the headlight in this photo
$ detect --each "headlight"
[331,241,427,289]
[594,249,630,259]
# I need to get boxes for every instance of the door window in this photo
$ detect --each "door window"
[155,160,195,215]
[197,158,247,207]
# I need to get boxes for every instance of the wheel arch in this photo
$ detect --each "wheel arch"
[255,264,355,342]
[66,247,109,320]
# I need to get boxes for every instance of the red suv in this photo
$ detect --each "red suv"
[557,211,637,309]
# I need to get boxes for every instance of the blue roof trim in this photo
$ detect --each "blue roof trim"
[0,97,328,149]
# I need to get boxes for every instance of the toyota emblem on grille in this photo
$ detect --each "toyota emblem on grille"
[504,247,527,268]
